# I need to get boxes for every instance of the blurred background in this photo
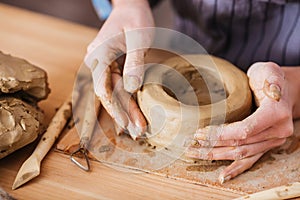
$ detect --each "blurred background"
[0,0,174,28]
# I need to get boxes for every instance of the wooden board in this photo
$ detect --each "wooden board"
[1,148,240,200]
[57,96,300,194]
[0,3,241,199]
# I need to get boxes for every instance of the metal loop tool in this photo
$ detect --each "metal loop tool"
[70,145,91,171]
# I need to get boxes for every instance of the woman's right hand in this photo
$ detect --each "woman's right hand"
[84,0,154,139]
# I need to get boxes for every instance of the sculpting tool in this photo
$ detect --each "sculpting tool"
[70,84,101,171]
[12,94,74,190]
[234,182,300,200]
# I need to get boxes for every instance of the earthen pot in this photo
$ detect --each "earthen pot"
[137,54,252,152]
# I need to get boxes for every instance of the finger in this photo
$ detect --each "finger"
[195,122,293,147]
[111,62,147,139]
[91,61,128,129]
[111,69,137,139]
[218,153,264,184]
[85,40,122,71]
[123,29,152,93]
[84,29,129,129]
[194,99,291,141]
[85,26,126,63]
[247,62,285,104]
[123,49,145,93]
[186,138,286,160]
[111,62,147,131]
[263,79,281,101]
[193,63,287,141]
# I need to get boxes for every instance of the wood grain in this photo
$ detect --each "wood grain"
[1,150,240,200]
[0,3,240,199]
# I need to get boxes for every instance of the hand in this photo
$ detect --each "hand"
[186,62,300,183]
[84,0,154,139]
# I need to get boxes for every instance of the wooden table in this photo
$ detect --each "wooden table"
[0,4,241,199]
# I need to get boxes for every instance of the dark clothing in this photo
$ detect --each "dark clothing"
[151,0,300,70]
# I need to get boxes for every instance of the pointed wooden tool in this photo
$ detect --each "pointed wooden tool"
[234,182,300,200]
[12,94,73,190]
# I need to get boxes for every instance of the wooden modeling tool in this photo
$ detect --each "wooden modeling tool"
[234,182,300,200]
[12,94,74,190]
[70,84,101,171]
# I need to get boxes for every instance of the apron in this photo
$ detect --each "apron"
[171,0,300,70]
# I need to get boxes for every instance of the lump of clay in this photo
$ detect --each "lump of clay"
[0,52,50,159]
[0,97,44,158]
[0,51,50,101]
[137,54,252,155]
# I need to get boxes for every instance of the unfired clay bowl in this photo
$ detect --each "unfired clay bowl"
[137,54,252,153]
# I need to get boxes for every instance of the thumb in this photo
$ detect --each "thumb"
[123,49,145,93]
[123,28,153,93]
[247,62,284,104]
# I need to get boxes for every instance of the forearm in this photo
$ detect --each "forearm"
[282,66,300,119]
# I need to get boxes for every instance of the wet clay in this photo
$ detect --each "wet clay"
[0,52,50,159]
[0,51,50,100]
[0,97,44,158]
[162,63,227,106]
[137,55,252,159]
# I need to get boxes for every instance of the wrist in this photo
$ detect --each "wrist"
[282,67,300,119]
[112,0,149,8]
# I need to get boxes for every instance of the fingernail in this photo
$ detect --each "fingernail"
[91,59,99,71]
[263,80,281,101]
[195,126,222,141]
[269,84,281,101]
[190,139,211,147]
[219,175,231,184]
[127,122,138,140]
[194,128,208,140]
[185,148,212,160]
[124,75,140,93]
[194,133,207,140]
[191,139,200,146]
[134,124,144,137]
[134,117,147,136]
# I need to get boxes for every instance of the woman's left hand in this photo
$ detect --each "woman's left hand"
[186,62,300,183]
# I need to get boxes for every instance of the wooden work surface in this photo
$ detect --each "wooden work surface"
[0,4,242,199]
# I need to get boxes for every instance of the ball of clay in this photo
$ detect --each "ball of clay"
[0,51,50,159]
[137,55,252,152]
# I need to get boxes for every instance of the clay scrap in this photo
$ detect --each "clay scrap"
[0,51,50,159]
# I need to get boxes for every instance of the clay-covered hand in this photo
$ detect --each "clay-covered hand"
[84,0,154,139]
[186,62,300,183]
